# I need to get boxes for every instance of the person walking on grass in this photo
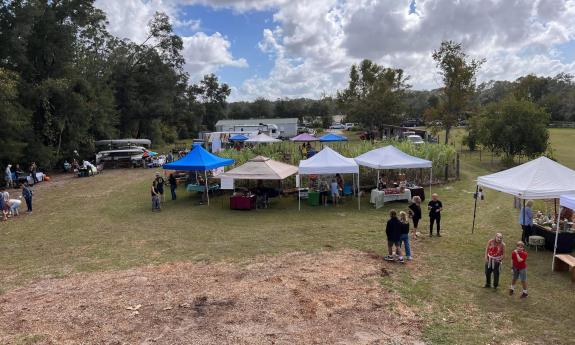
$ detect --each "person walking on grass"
[22,182,33,213]
[428,193,443,237]
[519,200,533,243]
[408,196,422,239]
[155,172,165,202]
[399,211,412,260]
[484,233,505,289]
[151,181,161,211]
[510,241,528,299]
[385,210,403,263]
[169,173,177,200]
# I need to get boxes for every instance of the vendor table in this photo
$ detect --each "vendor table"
[230,195,256,210]
[533,224,575,253]
[370,189,412,209]
[186,183,220,193]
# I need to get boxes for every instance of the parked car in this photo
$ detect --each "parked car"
[407,134,424,145]
[329,123,346,130]
[344,123,356,130]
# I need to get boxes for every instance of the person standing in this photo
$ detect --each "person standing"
[29,162,38,184]
[428,193,443,237]
[509,241,528,298]
[22,183,33,213]
[167,151,174,163]
[484,233,505,289]
[155,172,165,202]
[519,200,533,243]
[151,181,161,211]
[385,210,403,262]
[399,211,412,260]
[169,173,177,200]
[408,196,422,239]
[319,179,329,206]
[330,178,339,207]
[5,164,13,188]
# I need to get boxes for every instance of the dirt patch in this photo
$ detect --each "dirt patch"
[0,250,423,344]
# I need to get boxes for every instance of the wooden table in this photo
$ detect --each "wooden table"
[553,254,575,282]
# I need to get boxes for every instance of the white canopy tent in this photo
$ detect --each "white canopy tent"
[553,194,575,270]
[298,146,360,210]
[354,145,433,197]
[473,156,575,233]
[245,133,281,143]
[217,156,298,180]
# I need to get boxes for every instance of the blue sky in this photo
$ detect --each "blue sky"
[97,0,575,101]
[174,5,275,87]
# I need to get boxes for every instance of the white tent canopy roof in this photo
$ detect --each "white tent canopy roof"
[217,156,298,180]
[299,147,359,175]
[477,157,575,199]
[560,194,575,210]
[245,133,281,143]
[354,145,432,169]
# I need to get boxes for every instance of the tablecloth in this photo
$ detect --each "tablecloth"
[370,189,412,209]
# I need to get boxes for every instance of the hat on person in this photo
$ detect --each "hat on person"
[155,172,160,176]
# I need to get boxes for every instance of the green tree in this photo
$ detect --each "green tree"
[337,59,410,133]
[473,97,549,164]
[427,41,484,144]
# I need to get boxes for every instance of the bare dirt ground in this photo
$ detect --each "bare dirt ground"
[0,250,423,345]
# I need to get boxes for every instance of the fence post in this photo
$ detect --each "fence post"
[456,153,460,180]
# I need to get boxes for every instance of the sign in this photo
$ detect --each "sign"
[296,174,300,188]
[221,178,234,190]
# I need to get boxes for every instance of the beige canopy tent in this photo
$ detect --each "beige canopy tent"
[217,156,298,180]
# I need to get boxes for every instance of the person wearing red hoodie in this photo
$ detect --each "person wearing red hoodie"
[510,241,528,299]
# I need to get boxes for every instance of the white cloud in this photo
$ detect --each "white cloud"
[95,0,247,80]
[97,0,575,100]
[182,32,248,79]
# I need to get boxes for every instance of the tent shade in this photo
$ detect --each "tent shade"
[560,194,575,210]
[217,156,298,180]
[290,133,319,142]
[230,134,249,141]
[355,145,432,169]
[299,146,359,174]
[319,133,348,142]
[477,157,575,199]
[162,145,234,171]
[245,133,281,143]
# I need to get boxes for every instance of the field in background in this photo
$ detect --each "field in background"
[1,128,574,344]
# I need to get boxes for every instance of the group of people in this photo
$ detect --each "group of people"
[383,193,443,263]
[484,233,529,298]
[151,172,180,211]
[4,162,39,188]
[1,183,33,221]
[317,173,344,207]
[299,143,317,159]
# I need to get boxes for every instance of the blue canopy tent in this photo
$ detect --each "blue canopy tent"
[319,133,348,142]
[230,134,249,141]
[163,144,234,205]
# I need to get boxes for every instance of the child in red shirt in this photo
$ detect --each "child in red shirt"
[509,241,528,299]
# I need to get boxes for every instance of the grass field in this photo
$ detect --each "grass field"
[1,128,575,344]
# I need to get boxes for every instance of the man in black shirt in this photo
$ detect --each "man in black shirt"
[428,193,443,237]
[168,173,177,200]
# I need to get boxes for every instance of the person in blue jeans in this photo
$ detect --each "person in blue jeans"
[399,211,412,260]
[22,183,33,213]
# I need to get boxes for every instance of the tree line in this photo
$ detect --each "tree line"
[1,1,572,168]
[0,1,229,168]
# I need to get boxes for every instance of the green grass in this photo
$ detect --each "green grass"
[1,128,575,344]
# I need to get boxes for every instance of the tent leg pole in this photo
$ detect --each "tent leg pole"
[471,185,479,234]
[553,207,562,271]
[205,170,209,206]
[358,173,361,210]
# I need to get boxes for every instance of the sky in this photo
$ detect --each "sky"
[94,0,575,101]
